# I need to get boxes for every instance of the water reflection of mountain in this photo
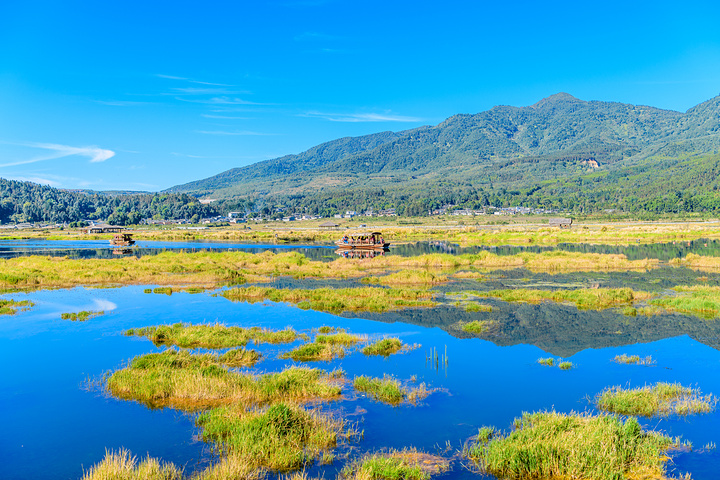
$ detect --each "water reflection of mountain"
[349,302,720,357]
[391,239,720,261]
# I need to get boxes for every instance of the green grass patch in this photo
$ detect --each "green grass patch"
[0,299,33,315]
[649,285,720,318]
[465,411,683,480]
[316,331,364,346]
[613,354,654,365]
[471,287,652,310]
[362,269,449,286]
[280,342,345,362]
[126,322,300,349]
[463,302,492,313]
[342,448,449,480]
[363,338,403,356]
[596,382,716,417]
[107,349,341,410]
[558,361,573,370]
[197,402,343,471]
[537,357,555,366]
[353,375,429,405]
[60,310,104,321]
[223,286,437,314]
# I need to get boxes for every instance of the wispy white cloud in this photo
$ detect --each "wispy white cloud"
[195,130,276,136]
[0,142,115,168]
[155,74,235,87]
[177,96,271,106]
[171,87,252,95]
[300,111,423,123]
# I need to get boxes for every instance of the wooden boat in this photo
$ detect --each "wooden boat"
[110,233,135,247]
[335,232,389,250]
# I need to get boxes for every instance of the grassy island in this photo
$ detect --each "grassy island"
[465,411,683,480]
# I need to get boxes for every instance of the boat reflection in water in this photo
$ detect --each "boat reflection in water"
[112,248,134,255]
[335,248,386,259]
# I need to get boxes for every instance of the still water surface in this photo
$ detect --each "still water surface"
[2,284,720,479]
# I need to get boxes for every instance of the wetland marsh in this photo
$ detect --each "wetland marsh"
[3,226,720,480]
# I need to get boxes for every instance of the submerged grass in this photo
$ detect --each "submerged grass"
[465,411,682,480]
[126,323,300,348]
[596,382,717,417]
[342,448,449,480]
[353,375,429,405]
[107,349,341,410]
[0,298,33,315]
[223,286,437,314]
[60,310,104,321]
[471,287,652,310]
[197,402,343,471]
[362,338,403,356]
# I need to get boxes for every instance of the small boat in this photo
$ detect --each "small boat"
[335,231,389,250]
[110,233,135,247]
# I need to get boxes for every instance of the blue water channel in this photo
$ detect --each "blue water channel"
[2,284,720,479]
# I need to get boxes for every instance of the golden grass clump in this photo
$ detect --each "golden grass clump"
[465,411,681,480]
[107,349,341,410]
[60,310,104,321]
[280,342,346,362]
[223,286,436,313]
[80,448,183,480]
[596,382,717,417]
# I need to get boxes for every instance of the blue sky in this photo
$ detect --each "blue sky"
[1,0,720,191]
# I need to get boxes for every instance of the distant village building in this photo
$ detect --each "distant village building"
[82,225,124,234]
[549,217,573,228]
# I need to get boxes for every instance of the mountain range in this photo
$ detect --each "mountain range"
[166,93,720,207]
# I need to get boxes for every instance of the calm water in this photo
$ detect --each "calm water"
[3,237,720,261]
[2,285,720,479]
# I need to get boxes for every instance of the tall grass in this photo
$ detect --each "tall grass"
[197,402,343,470]
[80,448,183,480]
[362,269,449,286]
[465,411,680,480]
[126,323,300,348]
[353,375,429,405]
[596,383,717,417]
[280,342,346,362]
[107,349,341,410]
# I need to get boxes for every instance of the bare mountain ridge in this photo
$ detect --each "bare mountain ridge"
[166,93,720,198]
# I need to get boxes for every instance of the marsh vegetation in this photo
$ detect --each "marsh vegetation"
[465,411,683,480]
[0,298,32,315]
[595,383,716,417]
[60,310,104,321]
[353,375,429,405]
[126,323,301,348]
